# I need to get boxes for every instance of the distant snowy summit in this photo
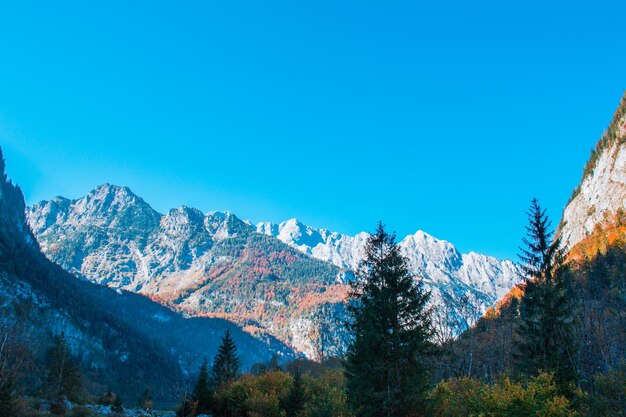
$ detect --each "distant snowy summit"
[257,219,369,271]
[258,218,521,315]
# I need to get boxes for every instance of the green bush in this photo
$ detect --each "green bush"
[582,366,626,417]
[428,373,578,417]
[70,405,95,417]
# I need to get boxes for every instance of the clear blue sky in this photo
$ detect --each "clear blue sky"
[1,1,624,260]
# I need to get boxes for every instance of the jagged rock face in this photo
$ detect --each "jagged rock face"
[560,92,626,248]
[29,185,521,358]
[257,220,521,325]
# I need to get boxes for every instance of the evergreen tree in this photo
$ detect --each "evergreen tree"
[139,387,152,410]
[175,395,195,417]
[0,379,15,417]
[99,390,116,406]
[211,330,240,389]
[516,199,578,389]
[519,199,564,284]
[345,223,434,417]
[112,397,124,414]
[283,369,306,417]
[45,333,82,402]
[192,358,213,415]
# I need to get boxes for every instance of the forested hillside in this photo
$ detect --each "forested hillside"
[0,148,293,409]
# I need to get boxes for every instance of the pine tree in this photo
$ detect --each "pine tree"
[211,330,240,389]
[517,199,578,389]
[0,379,15,417]
[192,358,213,415]
[345,222,434,417]
[139,387,153,410]
[45,333,82,402]
[112,397,124,414]
[175,395,195,417]
[283,369,306,417]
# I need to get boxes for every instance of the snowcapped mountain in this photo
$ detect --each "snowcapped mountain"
[560,91,626,248]
[28,185,521,358]
[258,219,521,323]
[28,186,350,358]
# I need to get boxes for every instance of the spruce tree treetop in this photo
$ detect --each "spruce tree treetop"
[212,330,240,389]
[516,199,577,391]
[192,358,213,415]
[519,198,564,283]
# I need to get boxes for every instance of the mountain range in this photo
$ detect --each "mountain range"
[27,185,521,358]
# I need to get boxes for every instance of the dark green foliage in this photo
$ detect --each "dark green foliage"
[111,396,124,413]
[192,358,213,415]
[346,222,435,416]
[584,364,626,417]
[0,378,16,417]
[283,369,306,417]
[99,391,116,405]
[49,399,68,415]
[212,330,240,389]
[517,199,578,390]
[250,354,282,376]
[45,334,83,402]
[519,199,565,283]
[571,249,626,384]
[139,387,152,410]
[70,405,95,417]
[176,395,196,417]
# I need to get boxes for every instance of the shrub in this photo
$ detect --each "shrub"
[583,366,626,417]
[428,373,577,417]
[70,405,95,417]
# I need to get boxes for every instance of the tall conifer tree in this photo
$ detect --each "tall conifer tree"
[517,199,578,389]
[211,330,240,389]
[45,334,82,402]
[345,223,434,417]
[192,358,213,415]
[283,369,306,417]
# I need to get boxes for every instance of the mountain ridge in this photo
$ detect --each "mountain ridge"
[28,184,522,358]
[257,218,521,306]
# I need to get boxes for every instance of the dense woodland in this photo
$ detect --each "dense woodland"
[0,139,624,417]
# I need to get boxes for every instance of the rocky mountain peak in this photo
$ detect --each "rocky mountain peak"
[400,230,463,272]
